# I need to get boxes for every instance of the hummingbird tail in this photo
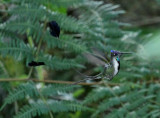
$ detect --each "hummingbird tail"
[72,76,102,85]
[74,69,102,78]
[72,78,92,85]
[73,69,102,85]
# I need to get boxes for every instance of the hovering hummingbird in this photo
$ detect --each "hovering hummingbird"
[74,50,132,84]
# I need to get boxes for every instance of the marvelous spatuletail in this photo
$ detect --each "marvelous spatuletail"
[28,20,60,67]
[74,50,132,84]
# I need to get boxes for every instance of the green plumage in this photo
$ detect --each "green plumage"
[102,64,115,80]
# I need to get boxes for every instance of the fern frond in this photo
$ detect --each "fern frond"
[38,55,84,70]
[14,100,93,118]
[0,28,20,39]
[144,108,160,118]
[83,87,111,105]
[83,84,133,105]
[0,39,34,62]
[41,84,80,97]
[2,20,40,36]
[11,0,84,8]
[44,34,87,53]
[49,13,87,33]
[85,83,160,118]
[0,82,38,111]
[104,95,154,118]
[13,102,49,118]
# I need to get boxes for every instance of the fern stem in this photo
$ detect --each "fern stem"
[27,67,33,79]
[36,87,54,118]
[27,28,34,79]
[36,36,43,57]
[0,78,119,86]
[0,60,9,77]
[14,101,18,114]
[35,20,48,57]
[27,20,47,79]
[149,100,160,106]
[41,95,54,118]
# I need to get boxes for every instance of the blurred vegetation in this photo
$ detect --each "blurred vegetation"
[0,0,160,118]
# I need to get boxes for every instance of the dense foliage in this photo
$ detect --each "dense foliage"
[0,0,159,118]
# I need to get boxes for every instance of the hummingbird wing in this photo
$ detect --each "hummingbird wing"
[83,48,110,66]
[91,48,110,63]
[83,51,110,66]
[83,53,106,66]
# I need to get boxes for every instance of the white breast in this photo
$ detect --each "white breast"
[113,58,119,76]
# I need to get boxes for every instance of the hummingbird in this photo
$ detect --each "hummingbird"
[74,50,132,84]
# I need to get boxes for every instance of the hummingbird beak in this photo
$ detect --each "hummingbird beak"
[119,52,132,57]
[120,52,132,54]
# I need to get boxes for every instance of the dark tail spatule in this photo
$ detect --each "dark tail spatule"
[28,21,60,67]
[48,21,60,38]
[28,61,45,67]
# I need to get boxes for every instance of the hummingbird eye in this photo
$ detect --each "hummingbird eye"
[114,52,118,56]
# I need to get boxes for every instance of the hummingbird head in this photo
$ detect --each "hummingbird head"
[111,50,120,57]
[111,50,132,58]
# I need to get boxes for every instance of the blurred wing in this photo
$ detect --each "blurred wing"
[83,53,106,66]
[83,49,109,66]
[91,48,109,62]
